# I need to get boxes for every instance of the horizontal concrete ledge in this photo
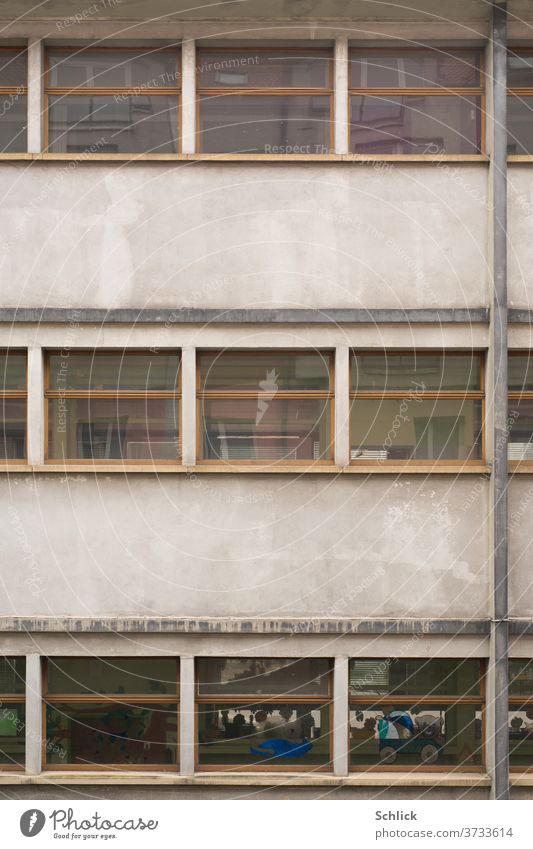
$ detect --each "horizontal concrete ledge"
[0,617,491,635]
[0,153,489,164]
[509,309,533,323]
[509,621,533,636]
[0,771,491,788]
[0,307,490,325]
[0,463,492,475]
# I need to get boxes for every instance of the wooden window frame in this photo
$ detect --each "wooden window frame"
[0,656,26,772]
[43,46,182,154]
[196,349,335,466]
[195,657,334,773]
[509,659,533,771]
[44,349,182,465]
[349,349,485,467]
[196,46,334,154]
[507,49,533,159]
[0,348,28,464]
[349,657,486,773]
[347,46,486,158]
[508,351,533,469]
[0,47,28,153]
[42,657,180,771]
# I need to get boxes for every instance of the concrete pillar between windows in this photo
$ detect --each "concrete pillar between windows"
[334,346,350,467]
[27,38,44,153]
[333,656,349,776]
[179,655,195,775]
[334,37,349,155]
[181,39,196,154]
[488,1,509,801]
[27,347,44,466]
[180,347,196,465]
[25,654,42,774]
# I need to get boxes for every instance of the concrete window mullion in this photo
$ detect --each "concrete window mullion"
[26,347,44,466]
[181,39,196,154]
[333,655,349,776]
[27,38,44,154]
[334,345,350,467]
[179,655,195,775]
[25,654,42,774]
[334,37,349,155]
[180,346,197,466]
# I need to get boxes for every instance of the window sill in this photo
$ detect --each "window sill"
[0,463,493,475]
[0,770,491,787]
[0,152,489,164]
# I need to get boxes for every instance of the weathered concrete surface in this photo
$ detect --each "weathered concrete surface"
[508,167,533,309]
[0,163,488,310]
[1,475,489,619]
[509,480,533,615]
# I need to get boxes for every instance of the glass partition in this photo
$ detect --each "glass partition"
[0,49,27,152]
[0,657,26,769]
[0,351,27,461]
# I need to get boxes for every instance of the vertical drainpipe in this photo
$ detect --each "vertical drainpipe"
[491,0,509,800]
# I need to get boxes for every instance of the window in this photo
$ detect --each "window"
[45,350,181,462]
[0,49,27,152]
[44,658,179,769]
[45,48,180,153]
[350,351,484,464]
[349,658,484,769]
[349,49,483,155]
[196,658,332,770]
[0,350,27,461]
[508,52,533,154]
[509,659,533,769]
[198,351,333,463]
[0,657,25,769]
[197,48,333,153]
[509,353,533,461]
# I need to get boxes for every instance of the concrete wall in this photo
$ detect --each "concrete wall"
[509,479,533,616]
[1,473,489,619]
[508,167,533,309]
[0,163,488,310]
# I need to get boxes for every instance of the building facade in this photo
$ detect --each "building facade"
[0,0,532,799]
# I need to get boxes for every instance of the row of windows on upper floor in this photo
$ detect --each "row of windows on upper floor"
[1,347,533,466]
[1,655,533,773]
[1,45,533,156]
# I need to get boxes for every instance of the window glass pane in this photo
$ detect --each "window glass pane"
[47,658,178,695]
[0,703,25,766]
[0,657,26,694]
[198,658,331,696]
[509,356,533,391]
[48,353,180,391]
[510,660,533,697]
[0,352,26,390]
[0,399,26,460]
[509,705,533,767]
[350,50,480,89]
[350,704,483,767]
[351,353,481,391]
[200,94,331,154]
[48,50,179,89]
[47,95,179,154]
[200,352,330,391]
[508,95,533,155]
[47,398,180,461]
[46,703,178,766]
[0,50,27,87]
[350,94,481,155]
[350,659,482,698]
[350,398,482,461]
[198,702,331,767]
[199,51,330,88]
[508,54,533,88]
[201,397,331,461]
[508,399,533,460]
[0,94,27,153]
